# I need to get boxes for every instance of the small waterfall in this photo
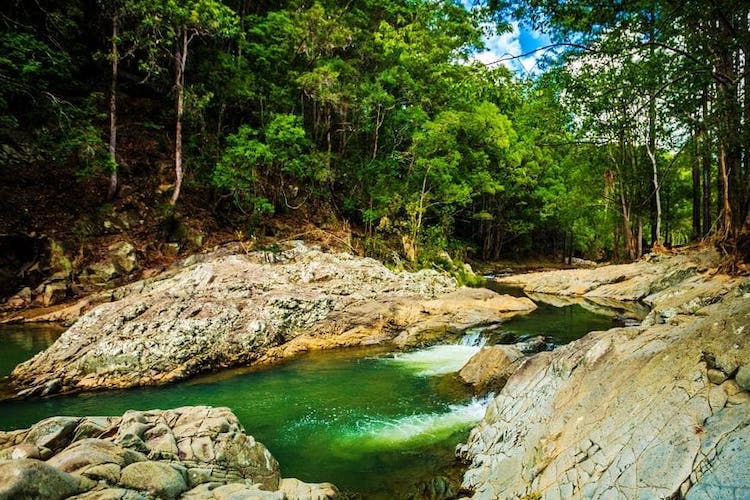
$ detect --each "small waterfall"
[459,328,488,347]
[339,396,492,449]
[383,328,489,376]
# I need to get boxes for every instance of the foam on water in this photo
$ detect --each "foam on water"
[384,329,488,376]
[340,396,491,449]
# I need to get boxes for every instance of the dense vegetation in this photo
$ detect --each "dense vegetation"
[1,0,748,268]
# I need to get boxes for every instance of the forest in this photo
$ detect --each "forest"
[2,0,749,270]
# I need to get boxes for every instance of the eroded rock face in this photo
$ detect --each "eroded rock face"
[457,277,750,499]
[9,242,535,397]
[0,406,329,499]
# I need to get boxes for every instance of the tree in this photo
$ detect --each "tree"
[135,0,238,205]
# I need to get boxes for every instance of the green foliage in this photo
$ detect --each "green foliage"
[213,113,326,220]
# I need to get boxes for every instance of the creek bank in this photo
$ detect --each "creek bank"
[0,405,336,500]
[457,248,750,498]
[5,242,535,398]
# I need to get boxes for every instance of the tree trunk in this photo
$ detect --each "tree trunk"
[646,143,661,246]
[170,28,188,206]
[691,129,701,239]
[107,14,119,200]
[718,144,733,238]
[701,94,712,237]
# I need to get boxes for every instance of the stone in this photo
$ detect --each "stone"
[0,459,93,499]
[42,282,68,306]
[198,483,284,500]
[108,241,138,275]
[23,416,79,451]
[278,478,338,500]
[119,461,188,500]
[458,345,525,394]
[735,365,750,391]
[0,443,42,460]
[80,463,122,483]
[47,438,142,473]
[70,488,147,500]
[213,432,280,490]
[707,368,728,385]
[0,407,293,500]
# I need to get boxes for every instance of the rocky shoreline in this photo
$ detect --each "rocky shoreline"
[0,405,335,499]
[3,245,749,499]
[457,247,750,499]
[4,241,535,398]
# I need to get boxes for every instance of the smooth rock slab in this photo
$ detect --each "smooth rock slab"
[458,273,750,499]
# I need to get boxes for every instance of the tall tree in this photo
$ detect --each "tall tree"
[135,0,238,205]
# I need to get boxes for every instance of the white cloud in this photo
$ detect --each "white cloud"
[470,21,547,77]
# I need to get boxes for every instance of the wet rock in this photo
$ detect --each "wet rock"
[9,242,534,396]
[459,345,525,394]
[402,476,458,500]
[0,459,94,499]
[119,461,187,499]
[513,335,548,354]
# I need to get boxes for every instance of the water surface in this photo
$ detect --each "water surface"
[0,292,623,497]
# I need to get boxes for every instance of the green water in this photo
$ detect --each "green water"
[0,292,623,498]
[0,345,482,497]
[0,323,64,377]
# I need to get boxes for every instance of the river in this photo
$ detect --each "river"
[0,289,633,498]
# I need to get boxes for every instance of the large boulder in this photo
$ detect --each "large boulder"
[457,277,750,499]
[0,459,94,500]
[119,461,187,499]
[458,345,525,394]
[9,242,534,396]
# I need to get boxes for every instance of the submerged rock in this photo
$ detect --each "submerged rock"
[457,266,750,499]
[8,242,535,397]
[0,406,324,500]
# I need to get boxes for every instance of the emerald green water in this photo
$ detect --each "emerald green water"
[0,292,623,498]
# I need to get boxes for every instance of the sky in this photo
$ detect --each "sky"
[460,2,553,77]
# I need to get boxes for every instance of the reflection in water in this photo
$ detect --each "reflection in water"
[0,323,64,378]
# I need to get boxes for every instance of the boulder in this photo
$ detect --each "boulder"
[47,438,144,473]
[278,478,338,500]
[0,459,93,500]
[458,345,525,394]
[119,461,188,499]
[9,242,534,396]
[108,241,138,275]
[23,416,79,452]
